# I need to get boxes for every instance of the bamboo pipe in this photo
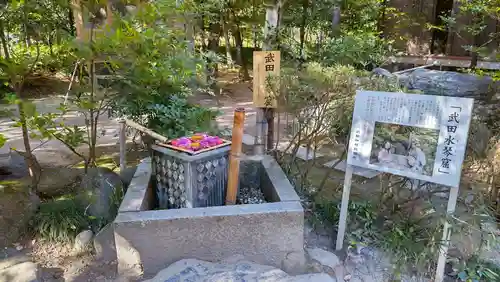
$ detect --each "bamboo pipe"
[226,108,245,205]
[123,119,169,143]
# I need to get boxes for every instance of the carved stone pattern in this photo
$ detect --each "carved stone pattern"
[193,156,228,207]
[153,154,187,209]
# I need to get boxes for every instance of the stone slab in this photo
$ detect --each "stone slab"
[0,261,39,282]
[118,158,153,213]
[143,258,336,282]
[323,159,381,178]
[261,155,301,202]
[115,202,304,277]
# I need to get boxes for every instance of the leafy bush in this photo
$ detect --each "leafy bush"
[454,256,500,282]
[33,197,90,242]
[148,96,220,139]
[317,33,393,69]
[278,63,408,140]
[99,1,216,137]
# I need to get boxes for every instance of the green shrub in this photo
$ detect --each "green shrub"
[454,256,500,282]
[148,95,221,139]
[33,197,90,242]
[317,33,393,69]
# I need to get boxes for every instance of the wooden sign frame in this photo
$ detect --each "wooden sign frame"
[335,90,474,282]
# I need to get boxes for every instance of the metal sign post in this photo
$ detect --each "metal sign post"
[336,90,474,282]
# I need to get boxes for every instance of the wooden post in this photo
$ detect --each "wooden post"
[434,185,459,282]
[336,164,354,251]
[119,120,127,173]
[226,108,245,205]
[266,108,275,151]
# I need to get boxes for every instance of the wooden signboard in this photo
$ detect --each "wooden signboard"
[253,51,280,108]
[335,90,474,282]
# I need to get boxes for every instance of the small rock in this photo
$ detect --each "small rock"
[282,251,306,275]
[344,274,352,281]
[371,68,395,79]
[74,230,93,253]
[306,248,341,269]
[0,261,39,282]
[94,224,116,263]
[14,243,23,251]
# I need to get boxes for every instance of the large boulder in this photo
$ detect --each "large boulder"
[0,150,29,179]
[143,258,335,282]
[397,69,497,99]
[79,167,124,223]
[0,182,38,249]
[37,167,85,197]
[119,165,137,190]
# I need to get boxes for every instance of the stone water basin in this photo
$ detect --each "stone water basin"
[113,154,305,279]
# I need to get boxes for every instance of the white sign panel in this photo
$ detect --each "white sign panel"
[347,91,474,188]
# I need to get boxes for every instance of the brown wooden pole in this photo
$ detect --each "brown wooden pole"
[226,108,245,205]
[266,108,275,152]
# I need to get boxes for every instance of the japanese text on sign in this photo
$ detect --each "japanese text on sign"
[347,91,474,188]
[253,51,280,108]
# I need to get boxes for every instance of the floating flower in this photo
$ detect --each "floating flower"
[170,134,226,152]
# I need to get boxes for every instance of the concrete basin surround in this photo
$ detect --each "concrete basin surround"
[114,155,305,278]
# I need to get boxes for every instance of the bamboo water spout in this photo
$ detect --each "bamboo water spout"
[225,108,245,205]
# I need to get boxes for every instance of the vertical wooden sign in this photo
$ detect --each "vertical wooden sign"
[253,51,280,108]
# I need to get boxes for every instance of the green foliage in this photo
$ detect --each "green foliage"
[148,96,220,139]
[318,33,393,68]
[278,63,408,140]
[96,1,218,137]
[455,256,500,282]
[0,133,6,147]
[439,0,499,60]
[312,198,441,275]
[33,197,90,242]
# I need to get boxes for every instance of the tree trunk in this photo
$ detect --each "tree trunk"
[68,4,76,36]
[221,15,233,67]
[276,0,284,49]
[263,2,279,51]
[207,22,220,53]
[299,0,309,65]
[377,0,387,36]
[252,0,258,49]
[331,5,341,37]
[199,15,207,50]
[208,21,221,94]
[232,20,250,80]
[17,98,41,195]
[0,19,9,60]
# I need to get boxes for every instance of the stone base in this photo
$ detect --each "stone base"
[114,155,305,279]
